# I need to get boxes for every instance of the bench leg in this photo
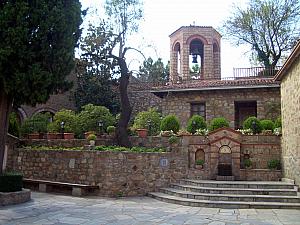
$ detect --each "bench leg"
[39,184,47,192]
[72,187,84,196]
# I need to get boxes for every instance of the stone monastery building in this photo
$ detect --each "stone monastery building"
[19,25,281,129]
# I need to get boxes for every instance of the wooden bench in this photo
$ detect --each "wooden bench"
[23,178,99,196]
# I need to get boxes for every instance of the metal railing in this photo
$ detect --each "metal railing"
[232,66,282,79]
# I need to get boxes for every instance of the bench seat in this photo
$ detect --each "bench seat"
[23,178,99,196]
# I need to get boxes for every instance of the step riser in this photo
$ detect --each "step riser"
[171,184,298,196]
[162,190,300,203]
[150,194,300,209]
[180,181,295,190]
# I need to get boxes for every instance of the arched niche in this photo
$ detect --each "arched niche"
[189,39,204,79]
[195,149,205,161]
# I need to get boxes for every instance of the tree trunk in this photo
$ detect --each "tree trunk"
[116,58,132,147]
[0,86,12,174]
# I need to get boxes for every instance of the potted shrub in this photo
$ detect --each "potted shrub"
[20,113,49,139]
[107,126,116,136]
[84,131,96,139]
[244,159,252,169]
[133,108,161,136]
[0,171,23,192]
[195,159,204,169]
[87,133,97,146]
[136,128,148,138]
[260,119,275,132]
[243,116,262,134]
[209,117,229,131]
[268,159,281,170]
[187,115,207,134]
[160,115,180,134]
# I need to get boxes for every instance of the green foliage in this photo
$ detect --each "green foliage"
[195,129,209,136]
[107,126,116,134]
[94,145,166,153]
[87,134,97,141]
[20,113,50,136]
[75,24,120,114]
[0,0,83,106]
[209,117,229,131]
[195,159,204,166]
[133,108,161,136]
[47,110,77,133]
[187,115,207,134]
[77,104,115,134]
[8,112,20,137]
[267,159,281,170]
[243,116,262,134]
[260,119,275,131]
[160,115,180,133]
[0,171,23,192]
[223,0,300,68]
[23,146,83,151]
[244,159,252,168]
[168,135,179,144]
[274,117,282,128]
[137,57,169,82]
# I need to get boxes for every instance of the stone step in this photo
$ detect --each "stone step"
[171,183,298,196]
[148,192,300,209]
[161,187,300,203]
[180,179,296,190]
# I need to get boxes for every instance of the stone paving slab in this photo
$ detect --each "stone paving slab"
[0,192,300,225]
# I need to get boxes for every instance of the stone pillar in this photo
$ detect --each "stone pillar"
[181,43,190,80]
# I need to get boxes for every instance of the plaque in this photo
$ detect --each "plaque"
[219,145,231,154]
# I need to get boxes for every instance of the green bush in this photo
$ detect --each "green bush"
[244,159,252,168]
[8,112,20,137]
[87,133,97,141]
[0,171,23,192]
[168,135,179,144]
[268,159,281,170]
[160,115,180,133]
[20,113,50,136]
[133,108,161,136]
[274,117,282,128]
[186,115,206,134]
[260,119,274,131]
[77,104,115,135]
[107,126,116,134]
[243,116,262,134]
[195,159,204,165]
[209,117,229,131]
[47,110,78,135]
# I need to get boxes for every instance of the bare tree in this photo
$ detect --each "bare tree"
[104,0,144,147]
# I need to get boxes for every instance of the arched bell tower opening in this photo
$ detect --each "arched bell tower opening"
[169,26,221,81]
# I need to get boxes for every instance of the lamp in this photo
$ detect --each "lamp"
[98,120,103,135]
[60,121,65,139]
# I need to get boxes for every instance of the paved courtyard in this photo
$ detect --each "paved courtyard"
[1,192,300,225]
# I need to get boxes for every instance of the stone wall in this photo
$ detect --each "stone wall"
[8,149,188,197]
[161,87,280,128]
[280,53,300,186]
[6,129,282,197]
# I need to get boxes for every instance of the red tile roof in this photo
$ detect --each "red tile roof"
[151,78,280,93]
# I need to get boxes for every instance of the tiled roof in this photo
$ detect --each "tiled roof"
[151,78,280,93]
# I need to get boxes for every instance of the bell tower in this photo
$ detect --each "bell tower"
[169,26,221,81]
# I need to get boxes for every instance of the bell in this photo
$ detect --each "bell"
[192,54,198,63]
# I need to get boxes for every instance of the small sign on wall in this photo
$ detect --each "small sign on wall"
[160,157,169,167]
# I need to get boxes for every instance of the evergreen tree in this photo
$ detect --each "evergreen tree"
[0,1,83,173]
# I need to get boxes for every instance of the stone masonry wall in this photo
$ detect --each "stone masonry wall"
[161,87,280,128]
[281,54,300,186]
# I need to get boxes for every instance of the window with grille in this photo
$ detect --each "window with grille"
[190,103,206,119]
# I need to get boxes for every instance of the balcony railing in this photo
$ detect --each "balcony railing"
[232,66,282,79]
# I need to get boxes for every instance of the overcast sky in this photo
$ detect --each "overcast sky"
[79,0,252,77]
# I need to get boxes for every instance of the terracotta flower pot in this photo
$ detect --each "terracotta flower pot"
[136,129,148,138]
[28,133,40,139]
[47,133,58,139]
[63,133,75,139]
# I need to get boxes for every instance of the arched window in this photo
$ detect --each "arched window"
[189,39,204,79]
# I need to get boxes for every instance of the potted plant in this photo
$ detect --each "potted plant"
[136,128,148,138]
[268,159,281,170]
[195,159,205,169]
[168,135,179,145]
[46,122,59,139]
[84,131,96,139]
[107,126,116,136]
[244,159,252,169]
[87,133,97,146]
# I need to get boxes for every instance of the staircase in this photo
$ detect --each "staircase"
[148,179,300,209]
